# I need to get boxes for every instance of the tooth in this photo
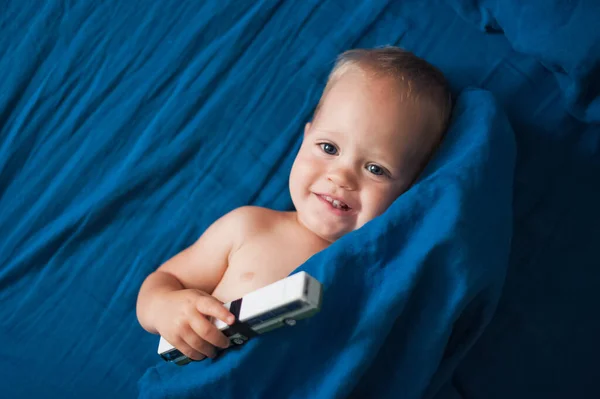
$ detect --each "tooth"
[325,196,333,202]
[332,200,340,208]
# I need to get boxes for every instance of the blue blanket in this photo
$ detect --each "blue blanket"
[1,0,598,398]
[137,89,516,398]
[448,0,600,123]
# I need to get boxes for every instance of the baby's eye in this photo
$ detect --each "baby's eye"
[319,143,338,155]
[367,164,386,176]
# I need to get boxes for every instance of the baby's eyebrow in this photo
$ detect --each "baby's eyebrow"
[365,149,394,162]
[313,128,343,135]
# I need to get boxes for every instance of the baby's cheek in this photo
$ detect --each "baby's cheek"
[373,188,392,208]
[302,159,323,181]
[292,163,316,196]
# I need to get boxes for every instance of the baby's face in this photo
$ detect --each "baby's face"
[289,69,435,242]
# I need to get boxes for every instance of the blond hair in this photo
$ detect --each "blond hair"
[315,46,453,138]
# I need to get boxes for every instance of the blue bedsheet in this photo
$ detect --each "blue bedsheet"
[1,1,598,398]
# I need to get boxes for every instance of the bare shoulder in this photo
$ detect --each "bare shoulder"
[201,206,287,251]
[225,205,284,234]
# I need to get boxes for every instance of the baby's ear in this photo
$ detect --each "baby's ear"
[304,122,312,136]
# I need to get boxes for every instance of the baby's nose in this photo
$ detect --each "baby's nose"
[327,167,357,190]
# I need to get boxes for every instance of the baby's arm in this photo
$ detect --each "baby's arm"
[136,208,248,360]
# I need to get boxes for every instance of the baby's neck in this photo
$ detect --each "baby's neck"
[289,211,333,249]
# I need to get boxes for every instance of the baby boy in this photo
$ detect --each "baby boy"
[136,46,452,361]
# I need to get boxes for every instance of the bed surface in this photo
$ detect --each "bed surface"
[0,1,598,397]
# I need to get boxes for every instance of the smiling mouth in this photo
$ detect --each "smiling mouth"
[318,194,351,211]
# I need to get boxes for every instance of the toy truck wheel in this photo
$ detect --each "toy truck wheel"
[232,338,245,345]
[283,318,296,326]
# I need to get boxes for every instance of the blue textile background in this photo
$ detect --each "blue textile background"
[0,0,598,398]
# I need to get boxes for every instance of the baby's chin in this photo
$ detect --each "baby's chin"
[300,214,356,243]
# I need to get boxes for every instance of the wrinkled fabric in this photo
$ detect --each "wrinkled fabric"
[0,1,598,398]
[448,0,600,122]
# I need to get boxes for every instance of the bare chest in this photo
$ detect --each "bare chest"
[211,234,323,304]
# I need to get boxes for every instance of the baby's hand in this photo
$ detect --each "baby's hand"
[154,289,235,360]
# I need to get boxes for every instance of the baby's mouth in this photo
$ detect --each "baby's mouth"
[320,195,351,211]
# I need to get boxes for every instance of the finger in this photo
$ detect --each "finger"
[171,336,207,361]
[190,315,231,350]
[193,289,211,297]
[196,296,235,325]
[181,326,218,358]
